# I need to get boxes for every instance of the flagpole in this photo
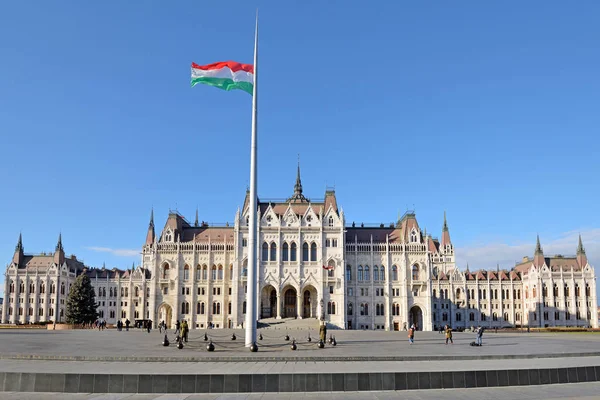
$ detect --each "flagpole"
[245,12,259,350]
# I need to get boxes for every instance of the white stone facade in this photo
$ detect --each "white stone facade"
[3,180,598,330]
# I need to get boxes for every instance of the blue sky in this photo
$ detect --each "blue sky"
[1,1,599,297]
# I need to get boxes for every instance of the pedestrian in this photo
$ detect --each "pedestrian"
[476,326,484,346]
[319,322,326,342]
[182,320,189,343]
[159,321,163,333]
[147,319,152,333]
[125,319,130,331]
[408,325,414,344]
[445,325,453,345]
[175,320,181,337]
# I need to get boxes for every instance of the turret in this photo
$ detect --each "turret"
[53,233,65,265]
[12,233,24,265]
[145,208,156,245]
[441,211,452,249]
[533,235,545,267]
[194,207,199,227]
[577,234,588,267]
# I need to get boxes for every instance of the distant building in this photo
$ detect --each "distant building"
[3,169,598,330]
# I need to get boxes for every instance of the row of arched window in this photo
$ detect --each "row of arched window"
[261,242,319,262]
[180,301,248,316]
[433,288,524,301]
[163,264,234,281]
[9,281,53,295]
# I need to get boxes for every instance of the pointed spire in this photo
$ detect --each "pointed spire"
[146,208,156,245]
[294,156,303,195]
[535,234,542,254]
[132,261,135,270]
[442,210,448,231]
[194,207,199,227]
[55,232,63,252]
[15,232,23,252]
[466,263,470,273]
[577,234,585,254]
[288,156,307,202]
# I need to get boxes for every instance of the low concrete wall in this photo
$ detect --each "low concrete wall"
[0,366,599,393]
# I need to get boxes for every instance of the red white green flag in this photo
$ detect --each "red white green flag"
[191,61,254,95]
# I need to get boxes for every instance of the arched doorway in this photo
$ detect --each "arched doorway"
[260,285,277,318]
[158,304,173,329]
[409,305,423,330]
[302,285,318,318]
[283,287,297,318]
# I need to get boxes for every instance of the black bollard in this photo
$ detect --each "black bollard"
[290,340,297,351]
[177,339,184,350]
[307,335,312,342]
[329,335,334,345]
[317,340,325,349]
[203,333,208,341]
[332,336,337,346]
[284,334,290,341]
[231,333,237,341]
[162,334,170,347]
[207,340,215,352]
[250,342,258,352]
[259,333,263,341]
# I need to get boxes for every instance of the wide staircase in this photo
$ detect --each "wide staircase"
[258,317,321,331]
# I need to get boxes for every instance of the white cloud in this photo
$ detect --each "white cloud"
[457,228,600,271]
[86,247,139,257]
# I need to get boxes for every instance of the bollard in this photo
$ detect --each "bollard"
[284,334,290,341]
[307,335,312,342]
[203,333,209,341]
[231,333,236,341]
[317,340,325,349]
[162,334,170,347]
[332,336,337,346]
[328,335,334,345]
[259,333,263,341]
[177,339,184,350]
[290,340,297,351]
[250,342,258,352]
[207,340,215,352]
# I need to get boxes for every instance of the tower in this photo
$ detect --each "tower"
[577,234,588,267]
[533,235,545,267]
[53,233,65,265]
[145,208,156,245]
[12,233,24,265]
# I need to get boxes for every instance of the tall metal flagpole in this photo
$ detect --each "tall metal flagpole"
[245,12,259,349]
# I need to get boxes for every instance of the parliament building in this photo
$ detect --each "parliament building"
[3,168,598,330]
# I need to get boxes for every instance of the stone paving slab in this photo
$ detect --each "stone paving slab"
[2,382,600,398]
[2,357,600,374]
[0,360,599,393]
[2,329,600,362]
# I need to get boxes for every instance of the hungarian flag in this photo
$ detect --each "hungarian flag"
[191,61,254,95]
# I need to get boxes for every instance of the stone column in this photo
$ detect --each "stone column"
[2,276,9,323]
[296,293,302,319]
[276,293,282,319]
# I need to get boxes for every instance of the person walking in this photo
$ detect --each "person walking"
[125,319,130,331]
[175,320,181,338]
[181,320,189,343]
[408,325,415,344]
[147,319,152,333]
[445,325,453,345]
[476,326,484,346]
[319,322,327,343]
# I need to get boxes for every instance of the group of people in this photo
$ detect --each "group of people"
[407,324,485,346]
[157,320,189,343]
[115,319,131,331]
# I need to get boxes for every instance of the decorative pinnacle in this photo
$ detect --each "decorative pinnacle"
[577,234,585,254]
[195,207,199,227]
[294,156,303,195]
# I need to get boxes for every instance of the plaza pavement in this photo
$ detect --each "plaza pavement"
[2,328,600,394]
[1,382,600,399]
[1,328,600,362]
